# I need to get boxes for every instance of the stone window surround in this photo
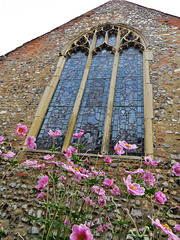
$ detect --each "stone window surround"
[26,23,154,157]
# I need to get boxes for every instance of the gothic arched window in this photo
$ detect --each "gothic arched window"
[28,24,153,156]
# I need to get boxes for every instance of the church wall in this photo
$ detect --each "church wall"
[0,0,179,160]
[0,0,179,238]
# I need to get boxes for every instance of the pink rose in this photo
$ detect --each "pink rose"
[114,143,125,155]
[73,129,84,138]
[154,191,167,204]
[2,151,15,158]
[172,162,180,176]
[123,175,145,196]
[26,136,37,149]
[70,224,93,240]
[119,140,138,150]
[37,192,44,198]
[103,178,114,187]
[142,172,156,186]
[15,123,28,136]
[48,129,61,137]
[104,156,112,164]
[174,225,180,232]
[0,136,4,144]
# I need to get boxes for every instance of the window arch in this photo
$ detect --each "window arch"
[28,24,153,156]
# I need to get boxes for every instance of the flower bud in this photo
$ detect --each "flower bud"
[145,226,150,232]
[123,208,129,214]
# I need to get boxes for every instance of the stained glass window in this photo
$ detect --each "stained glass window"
[36,25,145,155]
[36,52,87,149]
[72,50,114,152]
[110,47,144,155]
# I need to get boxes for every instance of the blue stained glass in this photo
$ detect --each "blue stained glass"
[96,36,105,47]
[110,47,144,155]
[72,50,114,152]
[36,52,88,150]
[108,34,116,46]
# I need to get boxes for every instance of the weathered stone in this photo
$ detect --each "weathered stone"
[172,197,180,203]
[162,181,169,187]
[9,183,16,188]
[167,219,176,226]
[111,163,118,168]
[131,208,143,218]
[27,226,39,235]
[105,232,113,240]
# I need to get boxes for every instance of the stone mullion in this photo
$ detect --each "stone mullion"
[25,56,67,141]
[62,31,97,151]
[105,31,108,44]
[143,50,154,158]
[101,29,121,154]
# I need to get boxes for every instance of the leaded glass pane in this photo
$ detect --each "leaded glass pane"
[110,47,144,155]
[36,52,87,150]
[72,50,114,152]
[108,34,116,46]
[96,35,105,47]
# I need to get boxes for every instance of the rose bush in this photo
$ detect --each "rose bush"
[0,125,180,240]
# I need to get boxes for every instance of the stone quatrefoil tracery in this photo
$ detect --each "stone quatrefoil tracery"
[65,25,144,57]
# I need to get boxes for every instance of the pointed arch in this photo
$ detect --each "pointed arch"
[27,23,153,157]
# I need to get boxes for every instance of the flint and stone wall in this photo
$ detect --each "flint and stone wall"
[0,0,179,238]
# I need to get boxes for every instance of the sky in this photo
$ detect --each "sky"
[0,0,179,56]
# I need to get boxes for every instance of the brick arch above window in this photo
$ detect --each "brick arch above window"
[27,23,154,157]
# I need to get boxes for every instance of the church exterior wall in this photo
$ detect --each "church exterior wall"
[0,0,179,238]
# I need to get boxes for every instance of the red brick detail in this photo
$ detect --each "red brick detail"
[156,148,166,157]
[22,172,29,177]
[15,172,22,176]
[18,159,26,163]
[156,18,180,28]
[106,172,113,176]
[132,164,139,169]
[157,138,164,143]
[15,172,29,177]
[96,161,103,166]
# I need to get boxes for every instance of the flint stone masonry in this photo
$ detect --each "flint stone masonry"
[0,152,180,239]
[0,0,179,160]
[0,0,180,239]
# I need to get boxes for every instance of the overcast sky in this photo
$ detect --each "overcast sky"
[0,0,179,56]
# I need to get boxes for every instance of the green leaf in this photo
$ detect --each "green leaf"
[36,218,46,223]
[71,153,80,163]
[163,210,173,219]
[104,205,116,211]
[50,146,56,152]
[103,162,109,168]
[119,184,127,189]
[136,178,143,184]
[26,216,46,223]
[71,212,80,219]
[27,235,42,239]
[147,222,157,231]
[145,187,156,195]
[113,219,128,225]
[128,166,133,170]
[10,161,18,166]
[131,235,145,240]
[112,232,118,236]
[78,144,87,149]
[90,224,100,229]
[54,176,59,183]
[86,178,99,185]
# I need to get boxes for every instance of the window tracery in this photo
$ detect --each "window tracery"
[33,24,153,156]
